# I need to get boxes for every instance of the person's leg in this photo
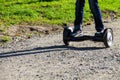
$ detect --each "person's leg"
[74,0,85,32]
[89,0,104,32]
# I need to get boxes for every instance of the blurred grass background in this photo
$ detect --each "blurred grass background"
[0,0,120,26]
[0,0,120,42]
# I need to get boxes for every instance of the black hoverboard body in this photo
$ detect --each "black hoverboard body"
[63,27,113,48]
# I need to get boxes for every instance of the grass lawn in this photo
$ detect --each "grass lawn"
[0,0,120,42]
[0,0,120,26]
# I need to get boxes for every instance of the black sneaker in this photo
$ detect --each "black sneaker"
[95,32,103,36]
[95,31,104,37]
[94,31,103,41]
[93,31,103,41]
[72,30,83,37]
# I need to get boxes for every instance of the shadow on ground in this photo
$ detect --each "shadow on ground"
[0,45,105,58]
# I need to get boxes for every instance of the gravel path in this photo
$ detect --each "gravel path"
[0,19,120,80]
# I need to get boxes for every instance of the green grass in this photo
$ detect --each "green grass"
[0,35,11,42]
[0,0,120,27]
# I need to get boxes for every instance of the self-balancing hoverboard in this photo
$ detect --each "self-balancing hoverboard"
[63,26,113,48]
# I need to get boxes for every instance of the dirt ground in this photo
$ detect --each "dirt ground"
[0,19,120,80]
